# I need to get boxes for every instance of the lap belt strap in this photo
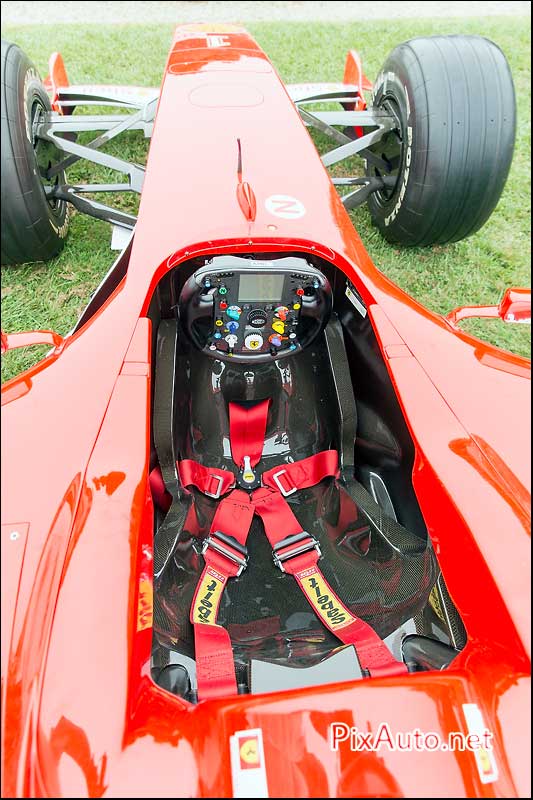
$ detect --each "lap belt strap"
[179,460,236,499]
[189,490,254,700]
[183,400,407,701]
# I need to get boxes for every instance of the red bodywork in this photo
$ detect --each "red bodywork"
[1,25,530,798]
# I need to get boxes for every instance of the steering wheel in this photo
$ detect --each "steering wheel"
[179,255,332,363]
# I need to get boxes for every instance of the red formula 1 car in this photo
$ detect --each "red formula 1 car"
[1,24,531,799]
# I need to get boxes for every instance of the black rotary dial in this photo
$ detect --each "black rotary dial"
[248,308,268,328]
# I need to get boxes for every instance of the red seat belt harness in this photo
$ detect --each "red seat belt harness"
[178,399,407,700]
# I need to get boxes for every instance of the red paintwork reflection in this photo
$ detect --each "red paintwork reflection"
[42,716,108,797]
[167,24,271,75]
[449,436,530,530]
[92,472,126,496]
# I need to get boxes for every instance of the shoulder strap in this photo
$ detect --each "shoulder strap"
[153,318,181,497]
[324,314,357,472]
[153,318,191,579]
[341,475,426,555]
[324,315,426,556]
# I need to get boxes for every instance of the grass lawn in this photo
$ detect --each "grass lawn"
[1,17,530,383]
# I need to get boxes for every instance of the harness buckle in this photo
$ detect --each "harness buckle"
[272,531,321,572]
[204,474,224,499]
[202,530,248,576]
[271,468,297,497]
[236,455,262,491]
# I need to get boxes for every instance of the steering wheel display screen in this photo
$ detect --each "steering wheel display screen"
[238,273,285,303]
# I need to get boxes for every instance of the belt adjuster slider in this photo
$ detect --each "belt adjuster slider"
[204,473,224,499]
[272,468,297,497]
[272,531,321,572]
[202,530,248,576]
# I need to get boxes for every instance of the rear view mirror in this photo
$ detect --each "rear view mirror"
[1,329,64,355]
[446,287,531,327]
[497,287,531,323]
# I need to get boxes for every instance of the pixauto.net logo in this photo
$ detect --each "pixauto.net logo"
[329,722,493,754]
[328,703,499,785]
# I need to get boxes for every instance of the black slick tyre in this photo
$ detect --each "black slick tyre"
[366,35,516,246]
[1,40,69,266]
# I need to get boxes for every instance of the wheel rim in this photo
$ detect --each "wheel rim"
[369,95,404,208]
[31,97,66,218]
